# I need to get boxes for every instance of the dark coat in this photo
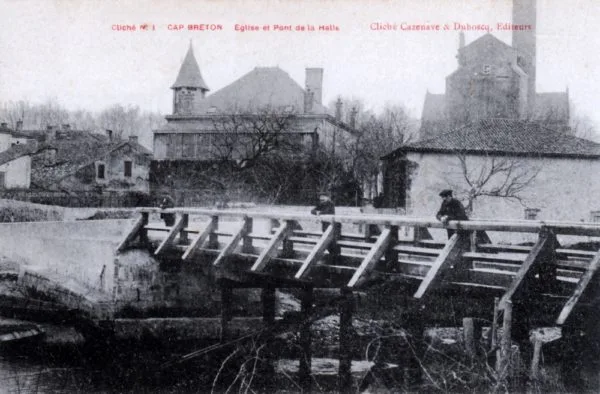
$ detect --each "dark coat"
[311,200,335,215]
[436,198,469,221]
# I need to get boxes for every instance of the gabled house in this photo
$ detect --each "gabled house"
[382,119,600,224]
[30,131,153,194]
[152,44,357,204]
[0,122,42,189]
[154,45,355,161]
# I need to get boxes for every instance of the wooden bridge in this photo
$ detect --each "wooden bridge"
[118,208,600,391]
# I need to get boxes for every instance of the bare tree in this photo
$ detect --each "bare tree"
[209,108,300,170]
[339,101,418,200]
[448,153,540,214]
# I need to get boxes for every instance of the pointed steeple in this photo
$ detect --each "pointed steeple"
[171,43,209,92]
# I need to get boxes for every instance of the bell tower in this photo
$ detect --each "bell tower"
[512,0,536,117]
[171,43,210,115]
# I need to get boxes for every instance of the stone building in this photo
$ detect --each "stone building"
[152,44,356,204]
[420,0,569,140]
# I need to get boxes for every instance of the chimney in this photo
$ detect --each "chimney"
[303,89,314,114]
[305,68,323,106]
[16,120,23,131]
[349,107,358,129]
[459,31,465,49]
[335,97,343,121]
[128,135,139,144]
[106,129,113,141]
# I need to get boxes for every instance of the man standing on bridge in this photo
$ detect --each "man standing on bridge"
[436,189,469,238]
[311,193,336,233]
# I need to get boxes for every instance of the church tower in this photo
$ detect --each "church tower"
[512,0,536,117]
[171,43,209,115]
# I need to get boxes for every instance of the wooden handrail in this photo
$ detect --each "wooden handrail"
[136,208,600,236]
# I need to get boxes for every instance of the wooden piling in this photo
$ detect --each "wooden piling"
[496,300,513,379]
[490,297,499,352]
[338,288,354,392]
[220,284,232,342]
[299,287,313,392]
[529,336,543,381]
[463,318,476,358]
[261,287,276,389]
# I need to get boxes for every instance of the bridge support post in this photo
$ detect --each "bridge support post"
[140,212,149,245]
[463,317,482,358]
[179,213,189,244]
[338,288,354,392]
[220,284,232,343]
[496,300,513,380]
[208,215,219,249]
[299,286,313,392]
[261,286,276,390]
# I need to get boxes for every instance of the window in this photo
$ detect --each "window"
[97,163,105,179]
[590,211,600,223]
[524,208,540,220]
[482,64,492,75]
[124,161,132,177]
[0,172,5,188]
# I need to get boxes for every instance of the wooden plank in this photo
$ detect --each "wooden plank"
[498,231,557,310]
[295,224,335,279]
[393,245,442,256]
[182,218,217,261]
[116,215,146,252]
[287,236,320,245]
[463,252,528,263]
[347,228,392,288]
[413,233,471,299]
[154,215,186,256]
[337,240,374,249]
[251,221,292,272]
[213,217,251,267]
[556,247,600,325]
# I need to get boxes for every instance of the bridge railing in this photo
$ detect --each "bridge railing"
[134,207,600,236]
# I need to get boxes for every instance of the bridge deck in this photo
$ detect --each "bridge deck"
[117,208,600,328]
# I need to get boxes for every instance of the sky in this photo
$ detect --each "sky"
[1,0,600,128]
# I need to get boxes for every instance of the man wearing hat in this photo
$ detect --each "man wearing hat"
[311,193,336,233]
[311,193,335,216]
[436,189,468,238]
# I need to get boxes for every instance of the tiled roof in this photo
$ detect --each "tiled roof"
[30,135,152,189]
[388,119,600,158]
[172,45,209,90]
[194,67,327,114]
[0,143,39,166]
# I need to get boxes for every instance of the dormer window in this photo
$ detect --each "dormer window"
[482,64,492,75]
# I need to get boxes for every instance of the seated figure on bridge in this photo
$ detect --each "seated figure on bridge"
[436,189,469,238]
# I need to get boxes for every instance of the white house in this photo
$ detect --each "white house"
[382,119,600,226]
